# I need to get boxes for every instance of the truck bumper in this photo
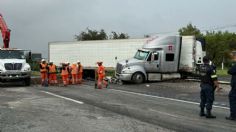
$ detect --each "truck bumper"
[116,73,132,81]
[0,71,31,82]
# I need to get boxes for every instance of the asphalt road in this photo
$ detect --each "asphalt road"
[0,80,236,132]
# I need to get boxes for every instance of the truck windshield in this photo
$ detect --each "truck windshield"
[0,50,25,59]
[134,50,149,60]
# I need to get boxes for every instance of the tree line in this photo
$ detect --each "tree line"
[76,24,236,67]
[74,29,129,41]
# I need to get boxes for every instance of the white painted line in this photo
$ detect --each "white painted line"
[149,108,180,118]
[110,89,230,110]
[186,79,230,84]
[41,91,84,104]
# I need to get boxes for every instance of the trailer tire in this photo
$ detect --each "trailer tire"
[24,78,31,86]
[132,72,144,84]
[180,73,187,79]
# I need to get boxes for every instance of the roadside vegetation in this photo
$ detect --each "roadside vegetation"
[217,68,229,77]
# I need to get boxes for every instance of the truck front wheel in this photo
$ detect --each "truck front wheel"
[132,72,144,84]
[24,78,31,86]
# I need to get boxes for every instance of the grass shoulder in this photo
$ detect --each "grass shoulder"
[217,68,229,77]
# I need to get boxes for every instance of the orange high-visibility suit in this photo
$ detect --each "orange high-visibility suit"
[61,65,69,86]
[40,63,48,85]
[77,64,83,84]
[97,64,107,89]
[48,64,57,84]
[71,64,77,84]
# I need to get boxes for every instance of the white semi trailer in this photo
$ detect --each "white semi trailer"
[49,36,206,83]
[48,39,146,68]
[116,36,206,83]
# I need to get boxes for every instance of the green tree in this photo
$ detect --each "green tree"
[110,31,129,39]
[228,33,236,49]
[178,23,203,38]
[144,34,150,38]
[205,31,236,66]
[75,28,108,41]
[75,29,129,40]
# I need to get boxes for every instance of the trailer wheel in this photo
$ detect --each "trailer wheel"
[24,78,31,86]
[132,72,144,84]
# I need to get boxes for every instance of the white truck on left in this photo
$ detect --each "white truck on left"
[0,49,31,86]
[0,14,31,85]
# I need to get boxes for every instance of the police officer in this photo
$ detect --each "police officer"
[199,56,220,118]
[226,59,236,121]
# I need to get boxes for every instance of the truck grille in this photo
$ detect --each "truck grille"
[4,63,22,70]
[116,63,123,74]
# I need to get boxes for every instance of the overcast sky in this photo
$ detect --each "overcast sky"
[1,0,236,58]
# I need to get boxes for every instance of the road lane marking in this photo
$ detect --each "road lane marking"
[149,108,180,118]
[41,91,84,104]
[110,89,229,110]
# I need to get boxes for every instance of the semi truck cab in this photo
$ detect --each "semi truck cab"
[116,36,205,83]
[116,49,162,83]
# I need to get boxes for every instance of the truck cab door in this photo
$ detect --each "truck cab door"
[145,52,160,72]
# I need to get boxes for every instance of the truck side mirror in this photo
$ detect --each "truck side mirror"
[28,51,32,60]
[24,51,32,60]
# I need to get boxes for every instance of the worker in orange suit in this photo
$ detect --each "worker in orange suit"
[48,61,58,85]
[61,62,69,86]
[71,62,78,84]
[96,61,108,89]
[77,60,83,84]
[66,62,72,84]
[40,59,48,86]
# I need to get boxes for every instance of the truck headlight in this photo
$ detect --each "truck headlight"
[24,67,31,71]
[121,67,131,74]
[22,64,31,71]
[0,65,5,72]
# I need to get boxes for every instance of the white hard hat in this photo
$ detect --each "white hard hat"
[77,60,80,63]
[41,59,45,62]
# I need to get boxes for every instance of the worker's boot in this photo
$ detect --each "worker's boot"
[199,108,206,117]
[206,110,216,118]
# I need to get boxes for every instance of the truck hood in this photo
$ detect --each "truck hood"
[0,59,26,65]
[118,58,145,66]
[0,59,26,64]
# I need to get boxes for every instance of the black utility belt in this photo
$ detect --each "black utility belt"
[201,82,214,86]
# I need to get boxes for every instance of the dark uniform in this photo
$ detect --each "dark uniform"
[199,57,218,118]
[226,62,236,120]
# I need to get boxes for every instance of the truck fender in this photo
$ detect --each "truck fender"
[128,65,147,81]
